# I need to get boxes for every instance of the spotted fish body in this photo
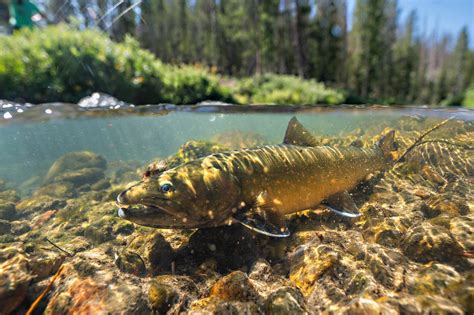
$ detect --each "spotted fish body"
[201,144,387,215]
[117,117,396,237]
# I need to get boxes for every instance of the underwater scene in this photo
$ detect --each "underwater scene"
[0,100,473,314]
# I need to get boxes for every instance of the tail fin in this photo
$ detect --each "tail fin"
[394,116,455,164]
[377,130,397,161]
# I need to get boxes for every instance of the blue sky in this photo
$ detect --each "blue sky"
[347,0,474,47]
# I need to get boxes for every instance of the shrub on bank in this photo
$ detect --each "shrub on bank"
[234,74,346,105]
[462,81,474,107]
[0,26,233,104]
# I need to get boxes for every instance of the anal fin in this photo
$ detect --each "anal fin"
[323,191,362,218]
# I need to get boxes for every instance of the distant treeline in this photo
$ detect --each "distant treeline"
[41,0,474,104]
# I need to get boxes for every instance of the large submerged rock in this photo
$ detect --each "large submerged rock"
[44,151,107,191]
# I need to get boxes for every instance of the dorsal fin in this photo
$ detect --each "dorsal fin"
[283,117,320,146]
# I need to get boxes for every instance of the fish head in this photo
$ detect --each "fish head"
[116,160,241,228]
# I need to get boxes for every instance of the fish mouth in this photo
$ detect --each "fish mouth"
[116,201,184,228]
[116,203,163,218]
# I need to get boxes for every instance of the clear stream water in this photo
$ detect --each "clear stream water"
[0,101,473,313]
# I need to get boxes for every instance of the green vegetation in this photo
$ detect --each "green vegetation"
[234,75,345,105]
[0,26,232,104]
[462,82,474,107]
[0,25,347,105]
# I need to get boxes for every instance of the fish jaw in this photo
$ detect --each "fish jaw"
[116,202,197,228]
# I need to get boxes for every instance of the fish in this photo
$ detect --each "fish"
[116,116,451,237]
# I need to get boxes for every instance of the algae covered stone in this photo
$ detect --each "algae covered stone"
[128,232,174,275]
[210,271,260,302]
[16,195,66,217]
[114,250,146,277]
[264,286,306,315]
[0,202,16,221]
[45,151,107,183]
[402,222,464,264]
[148,281,178,313]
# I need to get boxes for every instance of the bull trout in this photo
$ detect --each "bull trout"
[116,117,449,237]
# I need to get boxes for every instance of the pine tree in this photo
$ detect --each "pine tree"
[349,0,398,99]
[194,0,219,67]
[312,0,347,84]
[259,0,280,73]
[449,27,470,98]
[393,10,419,102]
[110,0,137,41]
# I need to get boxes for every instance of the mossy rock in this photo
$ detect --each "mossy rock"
[34,182,76,199]
[45,151,107,183]
[0,220,12,235]
[264,287,306,315]
[402,223,465,264]
[0,202,16,221]
[128,232,174,275]
[409,263,462,296]
[16,195,66,217]
[0,255,32,315]
[90,179,111,191]
[0,190,20,203]
[83,218,115,244]
[114,250,146,277]
[53,168,105,187]
[113,221,135,235]
[210,271,260,303]
[148,281,178,313]
[449,215,474,251]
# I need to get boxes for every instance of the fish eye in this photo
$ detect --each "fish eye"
[161,183,173,193]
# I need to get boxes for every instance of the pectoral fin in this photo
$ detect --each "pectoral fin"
[323,191,362,218]
[233,206,290,237]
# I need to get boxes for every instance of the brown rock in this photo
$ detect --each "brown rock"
[0,255,32,315]
[145,233,174,275]
[264,287,306,315]
[210,271,260,302]
[402,223,465,264]
[450,215,474,251]
[45,248,150,314]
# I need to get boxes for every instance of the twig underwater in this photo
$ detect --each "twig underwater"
[25,238,75,314]
[46,237,73,257]
[25,265,65,315]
